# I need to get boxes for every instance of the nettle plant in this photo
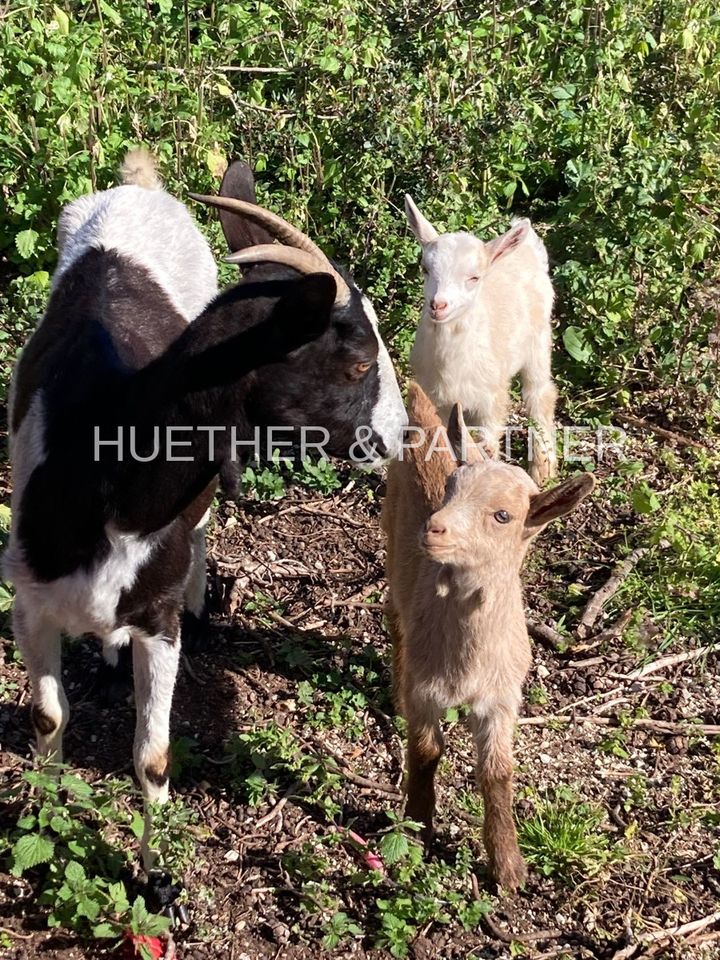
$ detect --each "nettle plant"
[2,762,195,944]
[283,812,492,958]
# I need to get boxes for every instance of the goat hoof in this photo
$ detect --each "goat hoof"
[145,872,185,923]
[489,850,528,893]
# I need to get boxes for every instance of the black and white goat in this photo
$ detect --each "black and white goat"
[4,151,406,875]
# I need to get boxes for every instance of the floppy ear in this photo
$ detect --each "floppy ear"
[182,274,335,393]
[485,218,530,267]
[404,194,439,245]
[446,403,470,465]
[218,161,274,252]
[525,473,595,535]
[272,272,336,346]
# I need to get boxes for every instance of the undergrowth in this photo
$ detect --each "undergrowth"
[0,762,183,947]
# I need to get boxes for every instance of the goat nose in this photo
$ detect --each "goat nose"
[431,299,448,313]
[427,522,446,536]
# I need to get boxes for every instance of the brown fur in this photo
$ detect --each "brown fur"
[383,384,594,891]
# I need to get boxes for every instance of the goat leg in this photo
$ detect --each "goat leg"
[404,709,444,847]
[471,704,527,891]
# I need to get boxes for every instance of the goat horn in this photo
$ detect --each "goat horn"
[190,193,351,306]
[226,245,351,306]
[189,193,326,261]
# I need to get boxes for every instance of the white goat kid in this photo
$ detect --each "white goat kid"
[405,195,557,485]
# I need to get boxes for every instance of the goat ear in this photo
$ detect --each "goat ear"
[218,161,274,253]
[274,273,336,346]
[182,274,336,393]
[485,218,530,266]
[404,194,439,245]
[446,403,470,465]
[525,473,595,535]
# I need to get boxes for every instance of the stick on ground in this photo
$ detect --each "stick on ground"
[578,548,648,637]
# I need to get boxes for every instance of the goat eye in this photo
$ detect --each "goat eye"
[494,510,511,524]
[353,361,372,377]
[468,276,480,283]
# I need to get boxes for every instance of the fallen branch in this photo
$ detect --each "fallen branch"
[578,548,648,637]
[527,619,566,652]
[616,412,706,450]
[0,926,33,940]
[309,740,402,797]
[518,714,720,736]
[625,642,719,680]
[480,913,561,945]
[610,909,720,959]
[591,608,634,644]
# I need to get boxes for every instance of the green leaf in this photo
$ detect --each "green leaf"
[562,326,592,363]
[93,922,118,938]
[550,84,575,100]
[380,830,409,865]
[11,833,55,874]
[131,895,149,928]
[52,5,70,34]
[60,773,94,797]
[98,1,122,26]
[64,860,86,885]
[78,897,101,920]
[130,810,145,839]
[143,913,172,936]
[15,229,38,260]
[632,483,660,515]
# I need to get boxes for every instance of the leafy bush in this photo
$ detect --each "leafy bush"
[1,1,718,410]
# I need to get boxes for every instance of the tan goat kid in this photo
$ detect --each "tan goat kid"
[383,384,594,890]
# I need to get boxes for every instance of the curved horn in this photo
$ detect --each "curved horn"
[227,245,327,274]
[189,193,326,261]
[190,193,352,306]
[226,245,351,306]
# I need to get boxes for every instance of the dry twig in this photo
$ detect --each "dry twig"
[616,412,706,450]
[518,714,720,736]
[625,642,719,680]
[527,619,565,652]
[578,548,648,637]
[610,909,720,959]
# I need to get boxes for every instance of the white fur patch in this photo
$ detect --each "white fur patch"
[7,523,159,642]
[55,185,218,322]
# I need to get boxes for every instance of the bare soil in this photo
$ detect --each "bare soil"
[1,431,719,960]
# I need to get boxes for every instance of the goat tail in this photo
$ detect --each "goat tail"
[120,148,161,190]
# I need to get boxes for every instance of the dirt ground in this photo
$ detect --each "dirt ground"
[1,428,719,960]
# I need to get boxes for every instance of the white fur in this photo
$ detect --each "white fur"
[405,197,557,485]
[7,519,160,641]
[56,184,218,322]
[184,510,210,618]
